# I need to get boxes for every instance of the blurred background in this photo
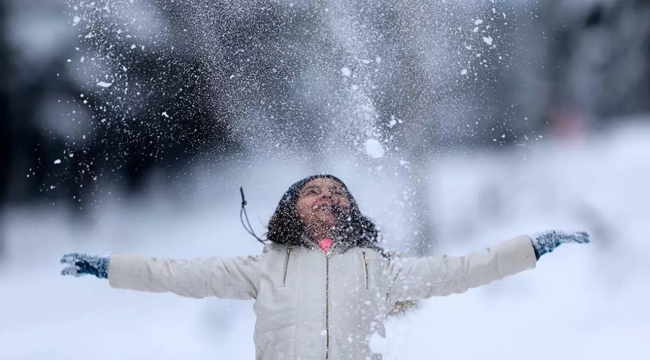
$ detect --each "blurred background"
[1,0,649,359]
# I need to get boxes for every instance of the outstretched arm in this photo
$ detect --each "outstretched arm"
[61,252,261,300]
[387,230,589,303]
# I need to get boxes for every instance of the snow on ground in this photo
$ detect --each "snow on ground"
[1,122,649,360]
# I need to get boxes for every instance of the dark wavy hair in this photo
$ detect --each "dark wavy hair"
[266,174,382,251]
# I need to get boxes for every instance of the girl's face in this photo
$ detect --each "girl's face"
[295,178,351,233]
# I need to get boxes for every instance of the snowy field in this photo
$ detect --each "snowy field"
[1,121,649,360]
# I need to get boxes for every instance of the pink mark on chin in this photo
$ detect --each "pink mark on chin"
[318,238,333,252]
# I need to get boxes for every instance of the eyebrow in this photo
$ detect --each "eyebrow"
[301,185,321,193]
[300,185,344,193]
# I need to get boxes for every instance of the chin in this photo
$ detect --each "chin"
[319,218,337,226]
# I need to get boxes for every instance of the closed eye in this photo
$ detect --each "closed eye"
[302,186,320,195]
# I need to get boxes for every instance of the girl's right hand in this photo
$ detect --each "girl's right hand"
[60,253,109,279]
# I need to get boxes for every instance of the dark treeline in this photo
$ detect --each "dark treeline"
[1,0,649,258]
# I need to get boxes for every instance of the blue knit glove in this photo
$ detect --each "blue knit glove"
[531,230,590,259]
[60,253,110,279]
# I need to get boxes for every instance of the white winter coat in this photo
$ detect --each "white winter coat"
[108,235,537,360]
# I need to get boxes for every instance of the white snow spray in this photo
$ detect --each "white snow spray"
[64,0,517,159]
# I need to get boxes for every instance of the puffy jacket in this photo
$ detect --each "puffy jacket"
[108,235,537,360]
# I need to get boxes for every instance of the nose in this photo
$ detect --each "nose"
[321,189,334,200]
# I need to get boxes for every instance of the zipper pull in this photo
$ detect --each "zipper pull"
[318,238,333,254]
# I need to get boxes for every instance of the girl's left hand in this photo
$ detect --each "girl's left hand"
[531,230,590,259]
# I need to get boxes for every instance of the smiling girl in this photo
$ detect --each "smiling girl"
[60,174,590,360]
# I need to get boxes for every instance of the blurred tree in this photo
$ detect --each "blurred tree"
[0,0,8,259]
[534,0,650,129]
[0,0,243,217]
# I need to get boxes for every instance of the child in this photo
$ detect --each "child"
[61,174,589,360]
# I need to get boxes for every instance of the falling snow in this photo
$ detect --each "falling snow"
[364,139,385,159]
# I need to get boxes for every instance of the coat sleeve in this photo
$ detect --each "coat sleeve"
[386,235,536,303]
[107,254,261,299]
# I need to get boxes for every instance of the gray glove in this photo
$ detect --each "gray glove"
[60,253,110,279]
[531,230,590,259]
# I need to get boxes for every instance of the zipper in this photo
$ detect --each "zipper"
[325,252,331,360]
[362,251,370,290]
[282,248,291,287]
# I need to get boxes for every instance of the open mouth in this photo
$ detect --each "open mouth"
[313,204,339,214]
